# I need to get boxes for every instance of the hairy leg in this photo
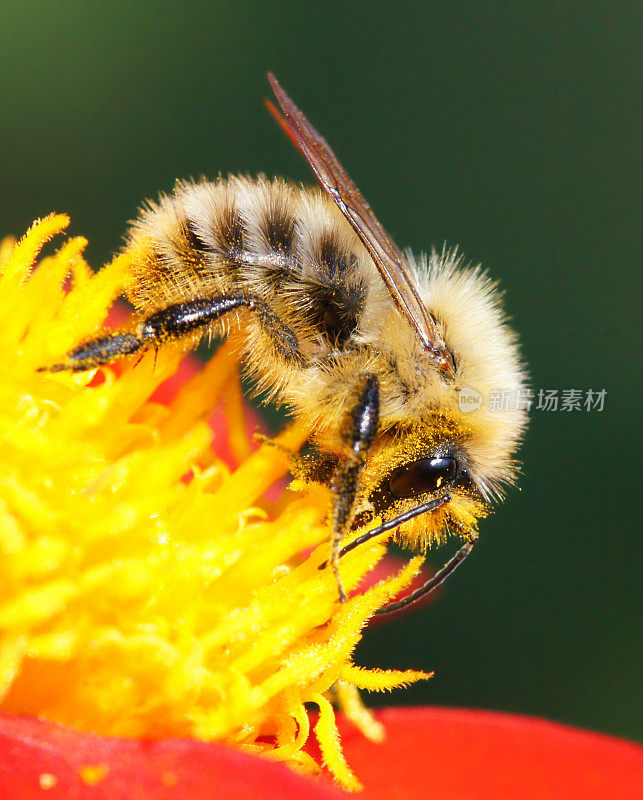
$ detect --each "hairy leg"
[43,294,305,372]
[329,373,380,602]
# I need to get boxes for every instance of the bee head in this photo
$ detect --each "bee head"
[357,413,490,550]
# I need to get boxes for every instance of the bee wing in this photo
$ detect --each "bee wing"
[267,72,447,362]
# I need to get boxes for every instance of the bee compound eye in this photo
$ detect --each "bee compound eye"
[388,456,458,499]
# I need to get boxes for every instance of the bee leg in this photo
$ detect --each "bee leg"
[44,294,305,372]
[137,295,305,365]
[329,373,380,602]
[253,432,303,461]
[43,331,145,372]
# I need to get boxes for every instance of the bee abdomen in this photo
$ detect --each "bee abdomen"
[127,177,379,349]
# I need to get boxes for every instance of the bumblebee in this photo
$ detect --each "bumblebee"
[47,74,528,610]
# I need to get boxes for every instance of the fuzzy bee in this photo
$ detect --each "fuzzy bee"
[47,74,528,611]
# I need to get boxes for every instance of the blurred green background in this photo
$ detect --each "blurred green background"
[2,2,640,741]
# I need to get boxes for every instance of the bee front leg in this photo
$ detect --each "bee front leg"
[329,373,380,602]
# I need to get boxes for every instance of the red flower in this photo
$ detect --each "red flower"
[1,708,641,799]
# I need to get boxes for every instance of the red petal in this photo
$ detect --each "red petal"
[146,353,267,472]
[331,707,643,800]
[0,715,345,800]
[2,710,641,800]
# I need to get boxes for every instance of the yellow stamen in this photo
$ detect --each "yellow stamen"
[0,216,432,790]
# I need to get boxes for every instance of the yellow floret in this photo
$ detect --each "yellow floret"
[0,215,430,791]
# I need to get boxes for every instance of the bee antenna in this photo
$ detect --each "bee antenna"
[375,535,477,615]
[337,494,452,561]
[318,493,478,615]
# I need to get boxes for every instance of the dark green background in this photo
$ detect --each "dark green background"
[2,2,640,741]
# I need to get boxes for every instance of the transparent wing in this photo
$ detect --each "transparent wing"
[267,72,449,366]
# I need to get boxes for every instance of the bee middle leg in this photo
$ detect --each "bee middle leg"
[45,294,305,372]
[329,372,380,602]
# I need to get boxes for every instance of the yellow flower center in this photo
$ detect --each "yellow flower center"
[0,215,430,790]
